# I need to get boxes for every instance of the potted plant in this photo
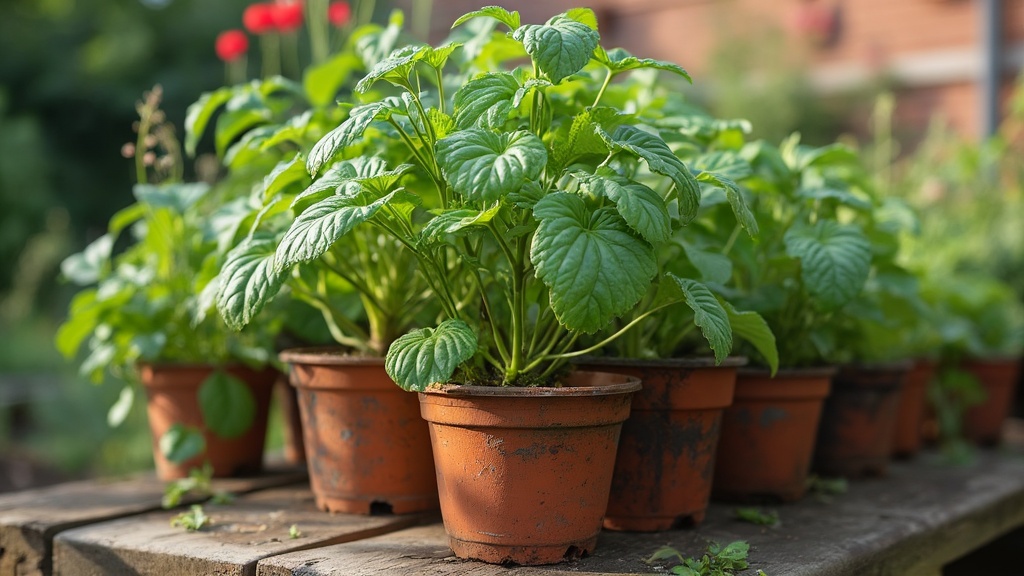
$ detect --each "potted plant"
[254,5,758,564]
[56,86,281,480]
[189,7,443,514]
[575,103,777,529]
[709,134,878,499]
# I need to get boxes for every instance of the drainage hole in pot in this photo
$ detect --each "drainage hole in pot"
[563,545,588,561]
[369,500,393,515]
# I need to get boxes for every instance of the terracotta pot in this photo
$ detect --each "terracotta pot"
[274,375,306,464]
[961,357,1022,446]
[418,371,640,565]
[280,348,438,514]
[813,362,909,478]
[713,367,833,503]
[140,364,276,481]
[890,359,936,458]
[576,357,741,531]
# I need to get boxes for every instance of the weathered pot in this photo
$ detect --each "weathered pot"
[577,357,742,531]
[891,359,936,458]
[961,357,1022,446]
[713,367,833,503]
[813,362,909,478]
[140,364,275,481]
[280,348,438,514]
[418,371,640,565]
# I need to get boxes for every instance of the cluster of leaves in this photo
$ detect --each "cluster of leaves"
[646,541,764,576]
[162,462,235,508]
[214,5,782,390]
[56,89,279,462]
[170,504,211,532]
[806,475,848,503]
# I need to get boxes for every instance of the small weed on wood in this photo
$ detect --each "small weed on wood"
[646,540,766,575]
[806,475,848,503]
[162,463,235,508]
[734,507,780,527]
[170,504,210,532]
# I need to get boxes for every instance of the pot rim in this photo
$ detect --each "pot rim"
[574,355,747,368]
[739,366,838,378]
[279,346,384,366]
[423,371,641,397]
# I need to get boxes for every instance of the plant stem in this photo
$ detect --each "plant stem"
[546,301,676,360]
[721,222,742,256]
[260,34,281,78]
[592,69,614,108]
[306,0,330,65]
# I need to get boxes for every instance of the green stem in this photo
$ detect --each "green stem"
[545,301,677,361]
[306,0,330,65]
[721,222,742,256]
[592,68,614,108]
[291,284,371,348]
[435,67,446,115]
[283,32,301,80]
[260,34,281,78]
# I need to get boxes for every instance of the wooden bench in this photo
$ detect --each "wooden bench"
[5,433,1024,575]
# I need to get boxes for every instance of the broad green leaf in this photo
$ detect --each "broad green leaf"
[107,385,134,427]
[428,108,456,139]
[256,75,303,97]
[133,183,210,214]
[532,193,656,333]
[354,163,414,197]
[385,319,478,391]
[160,424,206,463]
[214,95,272,157]
[796,187,872,210]
[306,101,392,175]
[721,300,778,375]
[355,44,422,93]
[599,125,701,223]
[61,234,114,285]
[690,150,752,181]
[512,15,599,83]
[293,156,392,209]
[696,171,758,237]
[217,236,286,330]
[264,153,308,199]
[184,87,233,156]
[55,290,100,358]
[595,47,692,83]
[680,241,732,285]
[108,203,147,236]
[436,129,547,203]
[452,72,519,129]
[658,275,732,363]
[577,170,671,244]
[550,107,623,170]
[275,191,398,270]
[198,371,256,439]
[303,52,362,107]
[419,206,501,244]
[784,220,871,308]
[564,7,599,30]
[259,112,312,150]
[797,143,859,170]
[419,42,462,69]
[452,6,520,30]
[511,78,552,108]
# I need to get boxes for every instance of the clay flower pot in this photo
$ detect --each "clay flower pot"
[713,367,833,503]
[576,357,742,531]
[280,348,438,514]
[961,357,1022,446]
[813,362,910,478]
[891,359,936,458]
[141,364,276,480]
[418,371,640,565]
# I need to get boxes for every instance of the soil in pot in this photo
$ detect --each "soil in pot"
[577,357,741,531]
[961,357,1022,446]
[713,368,833,503]
[141,364,276,481]
[418,371,640,566]
[813,362,909,478]
[891,359,936,458]
[280,348,438,515]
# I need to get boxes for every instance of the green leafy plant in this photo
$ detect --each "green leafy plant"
[239,5,777,390]
[646,541,765,576]
[806,475,847,503]
[734,507,779,527]
[170,504,210,532]
[162,463,235,508]
[289,524,303,539]
[55,86,280,461]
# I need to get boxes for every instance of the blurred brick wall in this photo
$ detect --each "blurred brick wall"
[402,0,1024,140]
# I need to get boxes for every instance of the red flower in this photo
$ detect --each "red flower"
[327,1,351,27]
[215,30,249,62]
[272,0,304,33]
[242,3,276,34]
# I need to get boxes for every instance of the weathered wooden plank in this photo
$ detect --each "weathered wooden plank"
[0,466,305,576]
[52,486,433,576]
[258,448,1024,576]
